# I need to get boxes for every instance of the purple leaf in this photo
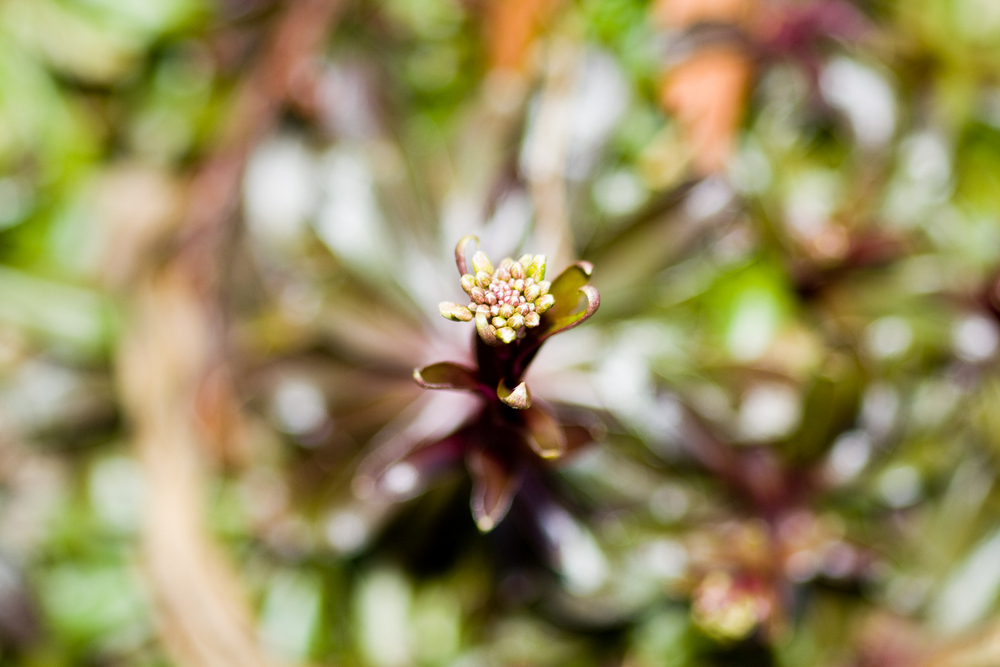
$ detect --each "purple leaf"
[413,362,480,391]
[523,402,567,459]
[467,447,520,532]
[376,431,467,499]
[563,423,601,457]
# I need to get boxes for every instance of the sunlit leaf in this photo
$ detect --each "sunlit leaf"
[540,284,600,339]
[544,261,593,322]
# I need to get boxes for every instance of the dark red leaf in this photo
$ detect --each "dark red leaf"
[523,402,567,459]
[467,447,520,532]
[413,362,480,391]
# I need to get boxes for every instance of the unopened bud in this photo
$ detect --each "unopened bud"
[499,257,513,269]
[528,255,546,281]
[537,281,550,296]
[460,274,477,294]
[472,252,494,276]
[499,303,515,319]
[485,291,498,305]
[470,286,486,303]
[439,302,473,322]
[476,272,492,288]
[514,279,524,291]
[476,311,497,345]
[497,327,516,344]
[517,254,533,267]
[509,314,525,330]
[535,294,555,314]
[493,316,507,328]
[496,267,511,282]
[525,312,540,327]
[511,262,526,280]
[524,285,540,302]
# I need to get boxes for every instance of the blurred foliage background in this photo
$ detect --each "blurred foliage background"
[4,0,1000,665]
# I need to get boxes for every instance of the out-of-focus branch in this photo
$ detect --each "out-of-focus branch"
[485,0,565,73]
[116,1,345,666]
[653,0,754,175]
[919,624,1000,667]
[524,37,578,270]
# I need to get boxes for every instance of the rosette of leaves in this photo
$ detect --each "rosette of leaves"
[357,236,600,532]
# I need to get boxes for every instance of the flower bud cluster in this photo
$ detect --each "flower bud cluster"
[439,251,554,345]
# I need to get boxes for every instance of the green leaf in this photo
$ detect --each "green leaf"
[544,261,593,322]
[541,284,600,339]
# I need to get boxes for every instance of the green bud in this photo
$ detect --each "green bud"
[535,294,555,314]
[511,262,526,280]
[460,274,477,294]
[439,302,473,321]
[499,303,515,319]
[492,316,507,328]
[524,285,540,302]
[472,252,494,275]
[476,271,492,288]
[509,314,525,330]
[517,254,534,267]
[529,255,546,281]
[476,311,498,345]
[496,327,516,344]
[537,281,551,296]
[524,312,540,327]
[499,257,513,269]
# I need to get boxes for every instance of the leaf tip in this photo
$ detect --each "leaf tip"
[498,381,531,409]
[475,514,497,532]
[455,235,480,276]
